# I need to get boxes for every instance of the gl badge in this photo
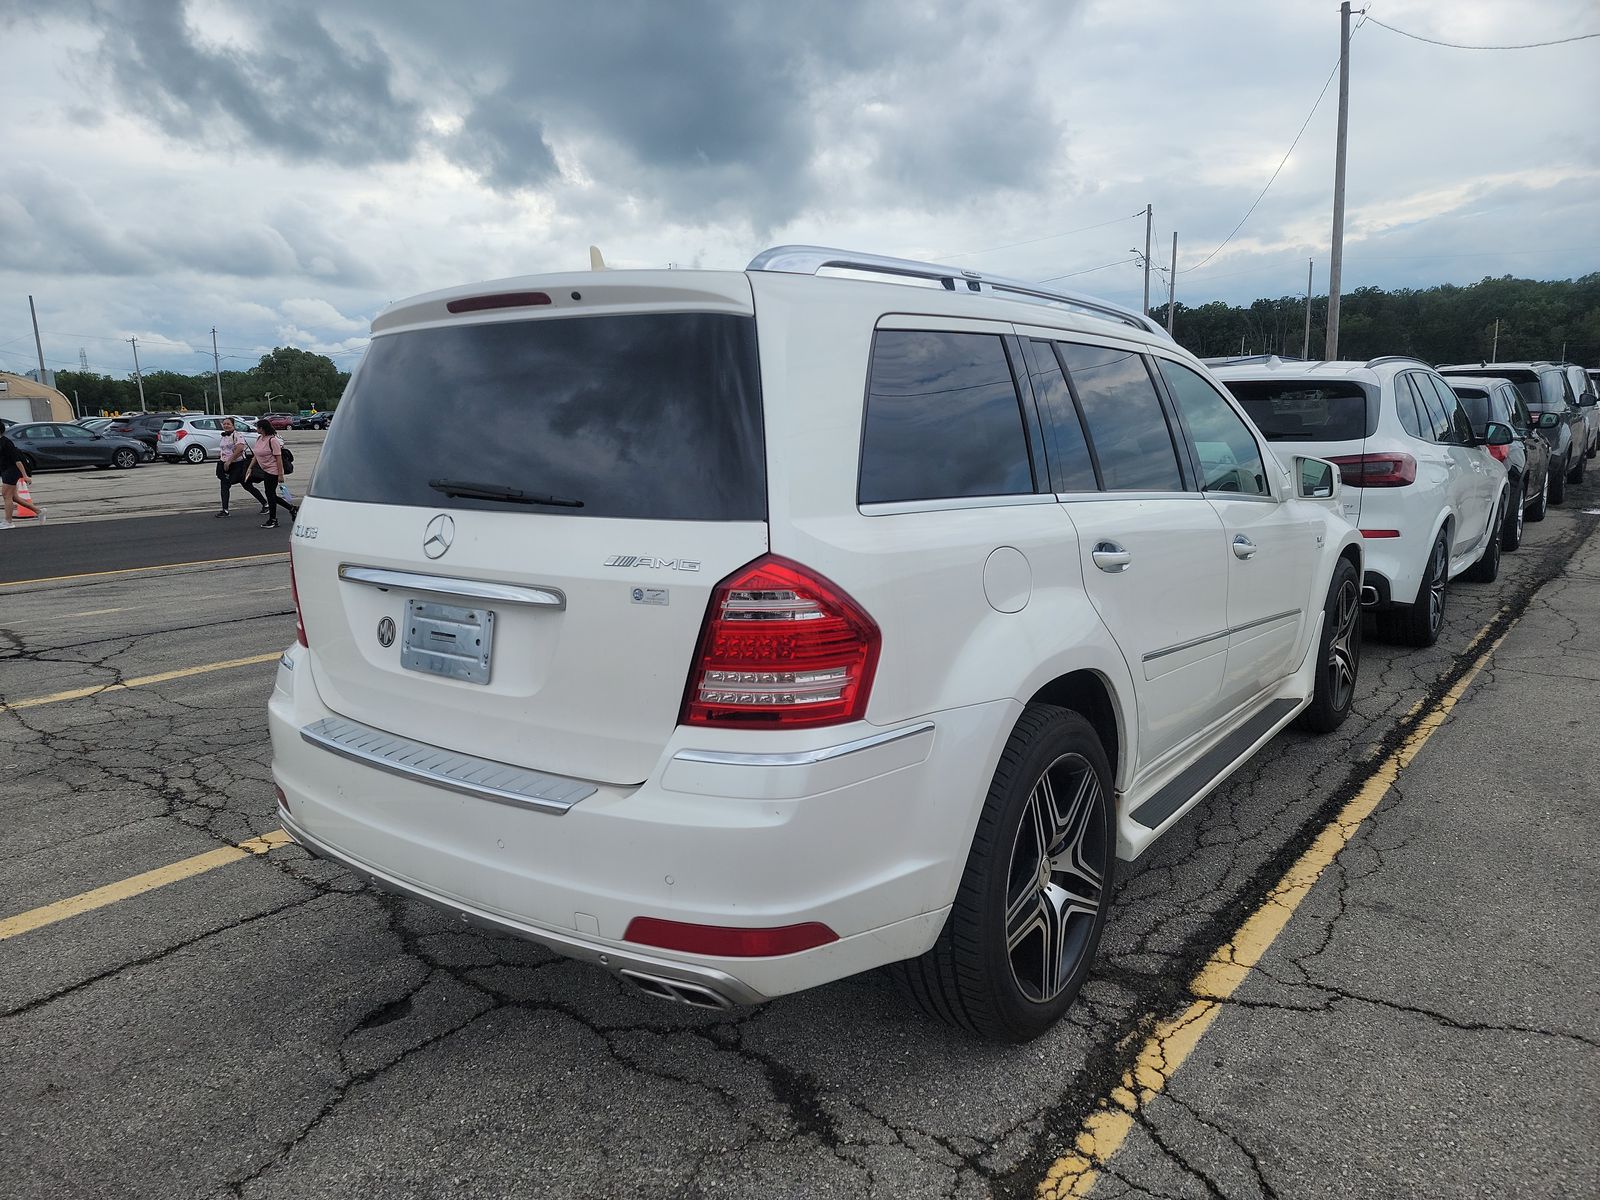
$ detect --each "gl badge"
[377,616,396,647]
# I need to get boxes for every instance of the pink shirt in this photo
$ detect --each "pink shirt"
[219,431,248,465]
[252,434,284,473]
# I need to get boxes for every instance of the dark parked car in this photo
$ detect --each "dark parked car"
[3,421,148,471]
[293,409,330,429]
[102,411,179,451]
[1437,362,1589,503]
[1444,375,1551,549]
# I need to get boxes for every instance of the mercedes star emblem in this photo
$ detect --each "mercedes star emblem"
[423,513,455,559]
[377,616,396,647]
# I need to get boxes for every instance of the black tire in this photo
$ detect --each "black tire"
[1501,481,1524,550]
[1464,497,1503,582]
[1567,450,1585,485]
[1296,557,1361,733]
[891,705,1115,1042]
[1527,470,1549,522]
[1550,456,1567,505]
[184,444,206,464]
[112,448,137,470]
[1381,529,1448,648]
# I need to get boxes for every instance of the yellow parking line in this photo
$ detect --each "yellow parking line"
[1038,623,1515,1199]
[0,552,286,590]
[0,830,292,941]
[5,652,283,711]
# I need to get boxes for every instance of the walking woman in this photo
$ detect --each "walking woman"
[0,427,30,530]
[215,418,261,517]
[250,418,298,528]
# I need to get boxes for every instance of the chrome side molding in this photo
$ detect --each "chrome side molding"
[672,722,934,768]
[339,565,566,610]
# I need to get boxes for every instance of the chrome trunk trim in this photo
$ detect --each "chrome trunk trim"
[300,715,595,814]
[339,565,566,610]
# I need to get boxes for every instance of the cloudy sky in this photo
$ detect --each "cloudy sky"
[1,0,1595,379]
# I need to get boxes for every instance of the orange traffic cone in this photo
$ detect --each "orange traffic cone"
[14,479,40,520]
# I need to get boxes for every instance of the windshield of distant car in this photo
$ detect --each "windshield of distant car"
[1220,380,1374,441]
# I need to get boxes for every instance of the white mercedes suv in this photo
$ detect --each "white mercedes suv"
[271,247,1363,1041]
[1211,356,1509,648]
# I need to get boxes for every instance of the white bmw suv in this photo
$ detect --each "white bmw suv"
[271,247,1363,1041]
[1210,356,1509,647]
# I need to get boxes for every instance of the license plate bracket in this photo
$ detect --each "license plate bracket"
[401,599,495,684]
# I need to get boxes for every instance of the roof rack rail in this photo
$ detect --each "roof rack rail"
[746,245,1169,339]
[1201,354,1292,367]
[1363,355,1430,369]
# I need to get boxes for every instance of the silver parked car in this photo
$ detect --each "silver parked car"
[158,415,256,463]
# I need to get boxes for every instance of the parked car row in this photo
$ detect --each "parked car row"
[1,412,333,473]
[1,420,154,471]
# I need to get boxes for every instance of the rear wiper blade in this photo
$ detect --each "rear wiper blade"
[428,479,584,507]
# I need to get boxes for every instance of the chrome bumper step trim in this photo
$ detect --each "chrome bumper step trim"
[300,716,595,814]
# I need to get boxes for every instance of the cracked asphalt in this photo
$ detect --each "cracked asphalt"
[2,465,1597,1199]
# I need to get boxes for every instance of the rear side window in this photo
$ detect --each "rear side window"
[311,313,765,520]
[1023,340,1098,492]
[1224,380,1372,441]
[1056,342,1184,492]
[1158,360,1269,495]
[1423,374,1472,444]
[859,330,1035,503]
[1394,377,1426,439]
[1408,374,1452,442]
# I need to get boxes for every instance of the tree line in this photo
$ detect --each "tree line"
[53,346,351,417]
[1158,273,1600,367]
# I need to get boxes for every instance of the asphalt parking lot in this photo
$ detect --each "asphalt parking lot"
[1,450,1596,1199]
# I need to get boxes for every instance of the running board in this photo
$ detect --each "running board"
[1130,698,1301,830]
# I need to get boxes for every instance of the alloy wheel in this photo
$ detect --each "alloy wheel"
[1004,753,1105,1004]
[1427,538,1447,635]
[1328,576,1360,711]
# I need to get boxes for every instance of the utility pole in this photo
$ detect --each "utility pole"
[211,328,224,415]
[128,337,147,411]
[1166,232,1177,335]
[28,295,47,386]
[1325,0,1352,360]
[1492,319,1500,359]
[1142,204,1153,316]
[1302,258,1314,360]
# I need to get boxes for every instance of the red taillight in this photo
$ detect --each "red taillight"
[1327,452,1417,487]
[288,548,308,647]
[174,429,187,440]
[1360,529,1401,539]
[623,916,839,957]
[1487,443,1509,463]
[681,554,880,728]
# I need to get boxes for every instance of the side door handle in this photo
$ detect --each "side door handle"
[1232,534,1257,560]
[1092,541,1131,573]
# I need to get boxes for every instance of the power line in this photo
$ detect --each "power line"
[1181,8,1374,276]
[1034,257,1141,284]
[1363,15,1599,50]
[936,211,1146,261]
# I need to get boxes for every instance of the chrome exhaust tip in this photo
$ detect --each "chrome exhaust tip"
[619,968,737,1010]
[1359,585,1379,607]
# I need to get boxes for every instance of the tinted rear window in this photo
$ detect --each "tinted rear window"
[858,330,1035,503]
[1451,388,1490,430]
[311,313,765,520]
[1446,369,1548,409]
[1222,381,1372,441]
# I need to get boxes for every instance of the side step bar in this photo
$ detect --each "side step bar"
[1130,698,1301,830]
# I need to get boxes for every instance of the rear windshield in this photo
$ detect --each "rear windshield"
[1221,380,1373,441]
[162,419,182,430]
[1445,369,1550,410]
[1451,389,1490,430]
[311,313,765,520]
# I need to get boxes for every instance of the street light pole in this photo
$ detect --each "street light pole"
[1142,204,1153,316]
[1166,232,1177,336]
[128,337,147,411]
[211,328,224,415]
[1303,258,1314,360]
[1325,1,1352,360]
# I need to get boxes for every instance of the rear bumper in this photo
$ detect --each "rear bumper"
[268,646,1012,1000]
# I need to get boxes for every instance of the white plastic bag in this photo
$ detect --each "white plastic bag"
[276,482,296,506]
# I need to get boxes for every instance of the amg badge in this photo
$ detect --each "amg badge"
[604,556,701,572]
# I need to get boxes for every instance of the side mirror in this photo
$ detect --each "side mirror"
[1537,411,1561,429]
[1581,392,1597,408]
[1483,421,1514,448]
[1295,455,1340,501]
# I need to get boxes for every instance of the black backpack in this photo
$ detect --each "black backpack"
[280,444,295,475]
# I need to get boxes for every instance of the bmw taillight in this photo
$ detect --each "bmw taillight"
[1487,443,1509,463]
[681,555,880,728]
[289,548,308,647]
[1327,452,1417,487]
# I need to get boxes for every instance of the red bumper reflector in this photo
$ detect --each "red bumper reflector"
[1360,529,1401,538]
[446,291,552,314]
[623,917,839,957]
